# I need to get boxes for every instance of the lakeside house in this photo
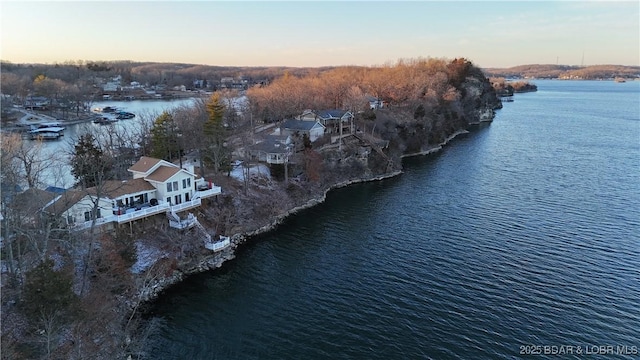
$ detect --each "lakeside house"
[249,134,293,165]
[281,119,326,142]
[43,156,221,231]
[298,109,354,134]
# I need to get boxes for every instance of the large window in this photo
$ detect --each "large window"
[183,178,191,189]
[167,182,173,192]
[173,181,178,191]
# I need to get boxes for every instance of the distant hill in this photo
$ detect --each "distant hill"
[483,64,640,80]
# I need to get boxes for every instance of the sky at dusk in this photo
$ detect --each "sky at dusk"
[1,1,638,68]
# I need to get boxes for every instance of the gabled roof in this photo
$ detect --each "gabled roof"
[44,179,157,215]
[282,119,325,132]
[44,190,88,216]
[145,166,182,183]
[9,188,57,216]
[129,156,192,183]
[251,135,292,154]
[315,109,351,119]
[99,179,156,198]
[128,156,164,174]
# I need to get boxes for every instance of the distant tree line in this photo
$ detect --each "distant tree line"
[246,58,483,122]
[483,64,640,80]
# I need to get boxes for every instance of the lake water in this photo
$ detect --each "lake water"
[27,98,196,188]
[146,80,640,359]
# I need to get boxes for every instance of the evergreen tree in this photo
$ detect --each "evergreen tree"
[70,133,111,188]
[150,111,182,161]
[203,93,229,172]
[22,259,79,357]
[22,259,79,321]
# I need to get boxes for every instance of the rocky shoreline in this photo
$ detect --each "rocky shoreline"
[134,121,485,308]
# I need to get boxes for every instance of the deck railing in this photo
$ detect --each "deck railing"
[115,202,170,223]
[70,187,220,232]
[170,198,201,213]
[71,202,171,231]
[193,186,221,199]
[205,236,231,252]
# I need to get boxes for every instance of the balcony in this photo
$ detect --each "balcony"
[194,185,221,199]
[69,185,220,232]
[170,198,201,213]
[71,201,171,231]
[115,202,170,223]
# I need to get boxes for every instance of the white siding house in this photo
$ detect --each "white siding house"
[282,119,325,142]
[45,156,221,230]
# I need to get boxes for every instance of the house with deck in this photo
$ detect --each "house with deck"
[44,156,221,231]
[282,119,326,142]
[298,109,354,134]
[249,135,293,164]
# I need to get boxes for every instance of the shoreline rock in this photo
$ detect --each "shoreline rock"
[135,124,483,308]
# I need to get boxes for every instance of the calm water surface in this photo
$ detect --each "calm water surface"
[30,98,195,187]
[146,80,640,359]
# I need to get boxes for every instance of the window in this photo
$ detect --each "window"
[182,179,187,189]
[187,178,191,188]
[185,192,190,202]
[173,181,178,191]
[167,182,172,192]
[85,209,101,221]
[167,197,171,204]
[67,215,74,224]
[175,194,182,204]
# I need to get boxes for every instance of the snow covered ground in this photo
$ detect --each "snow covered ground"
[229,162,271,182]
[131,241,169,274]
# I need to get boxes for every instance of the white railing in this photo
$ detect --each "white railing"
[170,198,201,213]
[193,186,221,199]
[71,215,116,231]
[69,188,220,232]
[115,202,170,224]
[169,213,197,230]
[205,236,231,252]
[71,202,171,231]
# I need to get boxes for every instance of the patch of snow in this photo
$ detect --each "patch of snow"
[131,241,168,274]
[49,252,65,271]
[230,163,271,182]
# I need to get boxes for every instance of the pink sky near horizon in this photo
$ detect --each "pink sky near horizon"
[1,1,638,68]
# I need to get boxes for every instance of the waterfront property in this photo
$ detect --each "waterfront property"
[43,156,221,231]
[27,126,65,140]
[298,109,354,134]
[249,134,293,165]
[281,119,326,142]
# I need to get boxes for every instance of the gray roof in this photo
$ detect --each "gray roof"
[315,109,349,119]
[251,135,291,154]
[282,119,324,131]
